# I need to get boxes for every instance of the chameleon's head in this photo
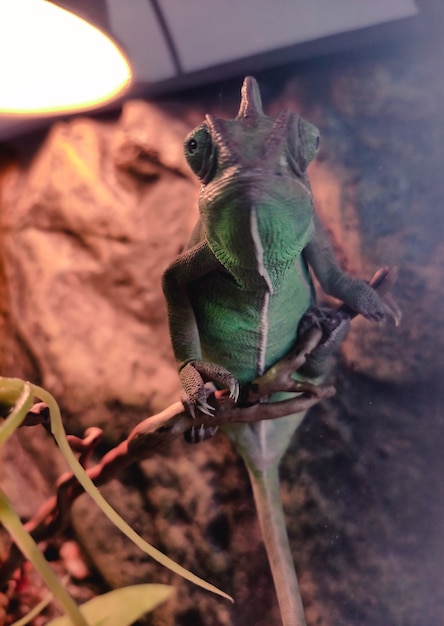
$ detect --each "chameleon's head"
[183,77,320,286]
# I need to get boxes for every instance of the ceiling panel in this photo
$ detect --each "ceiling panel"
[107,0,176,82]
[158,0,417,74]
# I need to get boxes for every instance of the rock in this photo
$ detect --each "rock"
[1,103,198,440]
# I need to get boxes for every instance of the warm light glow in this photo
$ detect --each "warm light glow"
[0,0,132,116]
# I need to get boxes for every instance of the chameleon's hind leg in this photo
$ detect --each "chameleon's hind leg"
[297,306,351,378]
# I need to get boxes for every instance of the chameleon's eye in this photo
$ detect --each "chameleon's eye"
[184,126,216,181]
[186,138,198,154]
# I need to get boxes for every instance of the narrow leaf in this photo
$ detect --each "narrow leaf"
[47,584,173,626]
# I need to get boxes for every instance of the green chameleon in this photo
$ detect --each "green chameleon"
[163,77,395,626]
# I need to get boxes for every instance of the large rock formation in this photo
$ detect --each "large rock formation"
[1,101,198,439]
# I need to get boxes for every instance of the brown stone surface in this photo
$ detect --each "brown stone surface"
[1,18,444,626]
[0,101,198,441]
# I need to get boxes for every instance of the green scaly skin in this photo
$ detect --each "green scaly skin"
[163,77,390,626]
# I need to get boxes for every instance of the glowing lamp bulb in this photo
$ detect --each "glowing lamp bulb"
[0,0,132,116]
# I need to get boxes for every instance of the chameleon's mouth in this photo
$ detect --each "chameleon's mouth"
[200,171,314,280]
[205,166,310,196]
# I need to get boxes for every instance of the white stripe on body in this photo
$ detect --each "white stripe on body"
[250,205,274,377]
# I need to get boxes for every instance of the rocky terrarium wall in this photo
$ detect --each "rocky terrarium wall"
[1,25,444,626]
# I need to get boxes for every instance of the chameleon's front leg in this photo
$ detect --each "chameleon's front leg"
[304,215,401,325]
[162,240,239,418]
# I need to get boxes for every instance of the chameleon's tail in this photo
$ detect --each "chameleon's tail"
[246,463,307,626]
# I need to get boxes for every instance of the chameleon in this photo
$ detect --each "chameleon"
[162,76,396,626]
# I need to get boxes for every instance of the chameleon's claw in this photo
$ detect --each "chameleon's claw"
[185,426,199,443]
[183,395,215,418]
[186,401,196,420]
[185,422,219,443]
[197,398,215,416]
[230,380,240,402]
[382,295,402,327]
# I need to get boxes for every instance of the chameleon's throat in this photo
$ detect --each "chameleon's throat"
[250,205,273,375]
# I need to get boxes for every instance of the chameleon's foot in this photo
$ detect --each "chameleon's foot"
[184,423,219,444]
[365,267,402,327]
[180,360,239,411]
[183,393,219,443]
[298,306,350,350]
[338,275,401,325]
[298,307,350,378]
[180,360,239,443]
[185,395,214,418]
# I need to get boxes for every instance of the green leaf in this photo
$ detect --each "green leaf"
[0,379,33,446]
[46,584,173,626]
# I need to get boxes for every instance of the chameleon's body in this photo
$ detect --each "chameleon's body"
[184,116,315,387]
[163,77,389,626]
